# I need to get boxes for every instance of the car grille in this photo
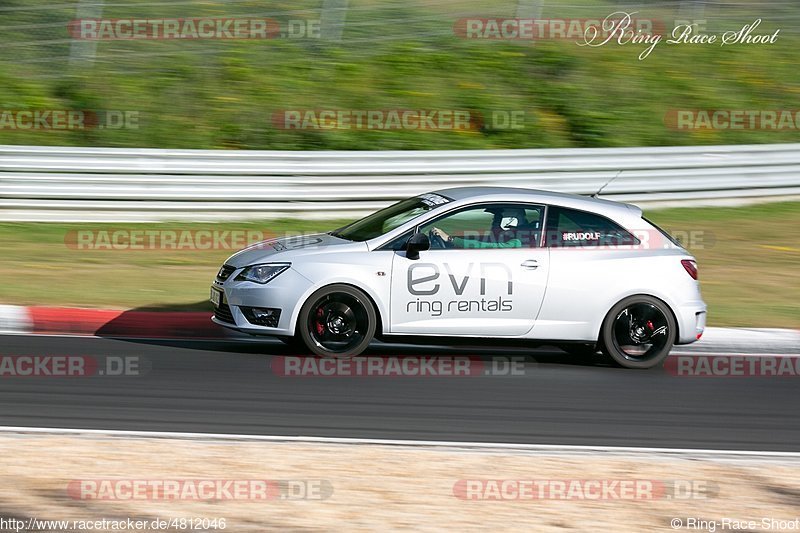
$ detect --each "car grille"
[216,264,236,281]
[213,302,235,324]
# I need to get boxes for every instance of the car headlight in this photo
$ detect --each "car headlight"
[234,263,290,284]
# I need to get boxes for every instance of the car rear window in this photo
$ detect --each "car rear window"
[545,206,639,247]
[642,216,682,247]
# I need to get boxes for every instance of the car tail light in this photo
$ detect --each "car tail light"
[681,259,698,280]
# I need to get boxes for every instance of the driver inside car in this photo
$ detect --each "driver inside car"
[431,207,528,248]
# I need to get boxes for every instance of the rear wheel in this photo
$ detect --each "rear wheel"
[297,284,376,357]
[600,295,676,369]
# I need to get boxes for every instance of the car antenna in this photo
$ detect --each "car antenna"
[592,170,622,198]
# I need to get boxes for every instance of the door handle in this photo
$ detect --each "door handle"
[521,259,539,269]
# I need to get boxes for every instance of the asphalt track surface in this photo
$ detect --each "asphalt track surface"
[0,334,798,451]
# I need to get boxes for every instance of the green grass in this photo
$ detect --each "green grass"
[646,202,799,328]
[1,1,798,149]
[0,219,348,311]
[0,203,797,327]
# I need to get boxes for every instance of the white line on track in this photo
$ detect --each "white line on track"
[0,426,798,461]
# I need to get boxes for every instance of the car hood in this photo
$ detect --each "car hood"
[224,232,364,268]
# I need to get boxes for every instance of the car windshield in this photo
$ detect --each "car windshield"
[331,193,451,242]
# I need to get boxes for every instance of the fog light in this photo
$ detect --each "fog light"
[241,307,281,327]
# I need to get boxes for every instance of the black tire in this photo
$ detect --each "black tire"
[297,284,377,357]
[599,295,676,369]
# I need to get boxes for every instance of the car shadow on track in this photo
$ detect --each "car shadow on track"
[93,301,616,369]
[91,301,228,339]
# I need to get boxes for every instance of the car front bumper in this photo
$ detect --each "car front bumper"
[210,266,312,337]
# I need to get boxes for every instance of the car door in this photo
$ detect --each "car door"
[388,203,550,336]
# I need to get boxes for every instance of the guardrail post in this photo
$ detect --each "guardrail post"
[69,0,104,65]
[320,0,349,41]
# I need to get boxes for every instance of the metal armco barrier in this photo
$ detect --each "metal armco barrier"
[1,143,798,221]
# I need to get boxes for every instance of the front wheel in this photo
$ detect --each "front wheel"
[600,295,676,369]
[297,284,376,357]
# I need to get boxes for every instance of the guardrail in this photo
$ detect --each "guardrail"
[1,143,799,221]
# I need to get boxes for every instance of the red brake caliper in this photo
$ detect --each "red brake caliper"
[315,307,325,335]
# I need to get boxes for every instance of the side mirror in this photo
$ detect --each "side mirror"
[405,232,430,260]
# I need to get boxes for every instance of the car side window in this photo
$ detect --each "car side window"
[545,206,639,247]
[419,203,544,249]
[423,207,494,242]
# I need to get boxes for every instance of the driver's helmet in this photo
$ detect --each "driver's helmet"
[499,207,527,230]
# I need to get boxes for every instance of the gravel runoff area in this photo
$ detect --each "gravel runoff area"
[0,433,799,532]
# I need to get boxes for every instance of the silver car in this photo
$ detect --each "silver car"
[211,187,706,368]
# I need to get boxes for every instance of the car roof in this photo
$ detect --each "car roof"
[432,186,641,219]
